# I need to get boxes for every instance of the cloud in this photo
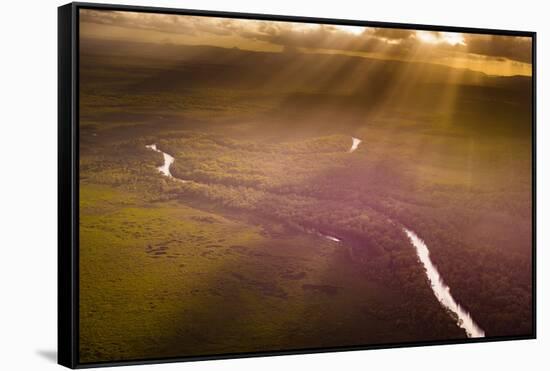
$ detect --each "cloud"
[81,9,210,36]
[463,34,532,63]
[80,9,532,64]
[371,28,415,41]
[225,22,415,56]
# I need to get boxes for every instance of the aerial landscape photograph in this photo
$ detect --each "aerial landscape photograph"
[78,8,533,363]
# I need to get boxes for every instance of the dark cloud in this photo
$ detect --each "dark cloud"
[463,34,532,63]
[371,28,415,40]
[230,23,415,56]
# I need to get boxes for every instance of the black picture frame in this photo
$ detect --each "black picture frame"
[58,2,537,368]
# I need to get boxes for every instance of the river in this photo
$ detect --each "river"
[319,233,341,243]
[404,228,485,338]
[146,144,187,182]
[349,137,362,153]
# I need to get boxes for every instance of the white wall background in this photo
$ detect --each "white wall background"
[0,0,545,369]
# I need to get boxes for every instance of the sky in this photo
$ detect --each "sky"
[80,9,532,77]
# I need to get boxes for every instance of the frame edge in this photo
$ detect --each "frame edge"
[73,1,535,36]
[58,2,78,369]
[63,2,537,368]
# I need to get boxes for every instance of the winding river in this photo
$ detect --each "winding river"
[145,137,484,338]
[319,233,341,243]
[146,144,188,183]
[349,137,362,153]
[404,228,485,338]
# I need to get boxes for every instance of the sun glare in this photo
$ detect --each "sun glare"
[416,31,438,44]
[416,31,465,46]
[441,32,466,46]
[333,24,365,35]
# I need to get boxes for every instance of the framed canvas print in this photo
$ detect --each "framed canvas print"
[58,2,536,368]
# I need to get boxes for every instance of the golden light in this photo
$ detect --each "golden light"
[441,32,466,46]
[416,31,438,44]
[416,31,465,46]
[332,24,365,35]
